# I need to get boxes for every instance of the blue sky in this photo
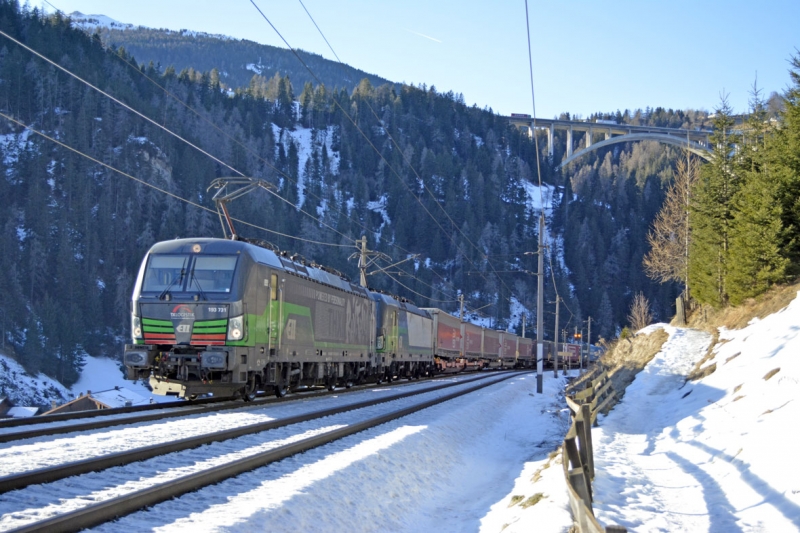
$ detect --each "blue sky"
[37,0,799,118]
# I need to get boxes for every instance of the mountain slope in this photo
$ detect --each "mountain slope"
[80,18,393,94]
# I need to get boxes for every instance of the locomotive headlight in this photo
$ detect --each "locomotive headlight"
[206,354,223,365]
[126,352,145,364]
[227,315,244,341]
[132,316,142,340]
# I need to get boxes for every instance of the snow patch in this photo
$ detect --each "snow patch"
[0,353,73,410]
[522,180,556,213]
[71,355,178,404]
[0,129,32,177]
[367,195,391,242]
[272,123,341,210]
[67,12,133,31]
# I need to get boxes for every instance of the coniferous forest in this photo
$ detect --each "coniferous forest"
[0,1,797,387]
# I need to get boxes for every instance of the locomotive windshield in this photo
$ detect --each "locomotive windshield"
[141,254,238,294]
[190,256,237,293]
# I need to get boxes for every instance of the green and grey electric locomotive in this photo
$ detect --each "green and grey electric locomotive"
[123,238,435,399]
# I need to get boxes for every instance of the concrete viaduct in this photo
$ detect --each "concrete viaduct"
[507,116,713,168]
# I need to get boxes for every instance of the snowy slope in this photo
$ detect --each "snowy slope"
[0,353,72,410]
[0,353,177,412]
[591,291,800,532]
[71,355,178,405]
[67,12,133,31]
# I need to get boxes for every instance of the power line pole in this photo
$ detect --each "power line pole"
[574,325,579,372]
[522,313,526,339]
[587,316,592,367]
[536,212,545,393]
[358,236,368,288]
[553,296,560,378]
[352,236,417,289]
[459,293,465,321]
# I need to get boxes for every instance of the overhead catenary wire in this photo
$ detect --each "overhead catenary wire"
[289,0,540,321]
[293,0,520,297]
[0,111,353,248]
[251,0,514,298]
[34,4,473,312]
[0,26,359,248]
[42,0,469,306]
[29,5,524,321]
[297,0,574,328]
[523,0,576,336]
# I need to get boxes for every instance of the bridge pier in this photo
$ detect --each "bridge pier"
[566,126,573,157]
[586,127,593,149]
[548,124,554,158]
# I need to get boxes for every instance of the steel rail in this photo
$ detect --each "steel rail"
[0,371,477,443]
[8,371,526,533]
[0,394,225,429]
[0,372,509,493]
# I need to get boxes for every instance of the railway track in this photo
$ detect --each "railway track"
[0,370,484,444]
[0,372,504,493]
[0,394,221,431]
[1,371,526,532]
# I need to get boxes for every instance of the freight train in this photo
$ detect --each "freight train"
[123,237,547,400]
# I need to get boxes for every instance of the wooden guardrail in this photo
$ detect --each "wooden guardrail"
[562,371,626,532]
[567,368,617,425]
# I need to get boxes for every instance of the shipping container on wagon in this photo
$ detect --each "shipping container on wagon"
[462,321,483,360]
[562,343,581,366]
[483,329,502,368]
[500,332,518,365]
[423,308,463,358]
[518,336,534,367]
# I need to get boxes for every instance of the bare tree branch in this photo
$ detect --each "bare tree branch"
[643,151,699,291]
[628,292,653,332]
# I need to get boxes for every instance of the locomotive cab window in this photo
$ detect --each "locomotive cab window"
[142,255,188,292]
[190,256,238,293]
[141,254,238,294]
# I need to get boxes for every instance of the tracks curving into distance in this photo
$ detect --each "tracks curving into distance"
[0,371,479,444]
[0,372,503,493]
[2,371,528,533]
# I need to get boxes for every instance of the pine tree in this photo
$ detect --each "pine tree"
[689,96,740,306]
[727,83,789,303]
[768,53,800,275]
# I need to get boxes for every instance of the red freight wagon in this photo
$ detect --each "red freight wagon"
[483,329,502,368]
[518,336,533,367]
[463,322,483,360]
[425,308,462,357]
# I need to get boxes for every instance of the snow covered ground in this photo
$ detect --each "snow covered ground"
[4,290,798,531]
[592,292,800,532]
[71,355,178,405]
[88,372,572,533]
[0,372,576,533]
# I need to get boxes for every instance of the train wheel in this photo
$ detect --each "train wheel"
[243,374,259,402]
[326,374,336,391]
[274,364,287,398]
